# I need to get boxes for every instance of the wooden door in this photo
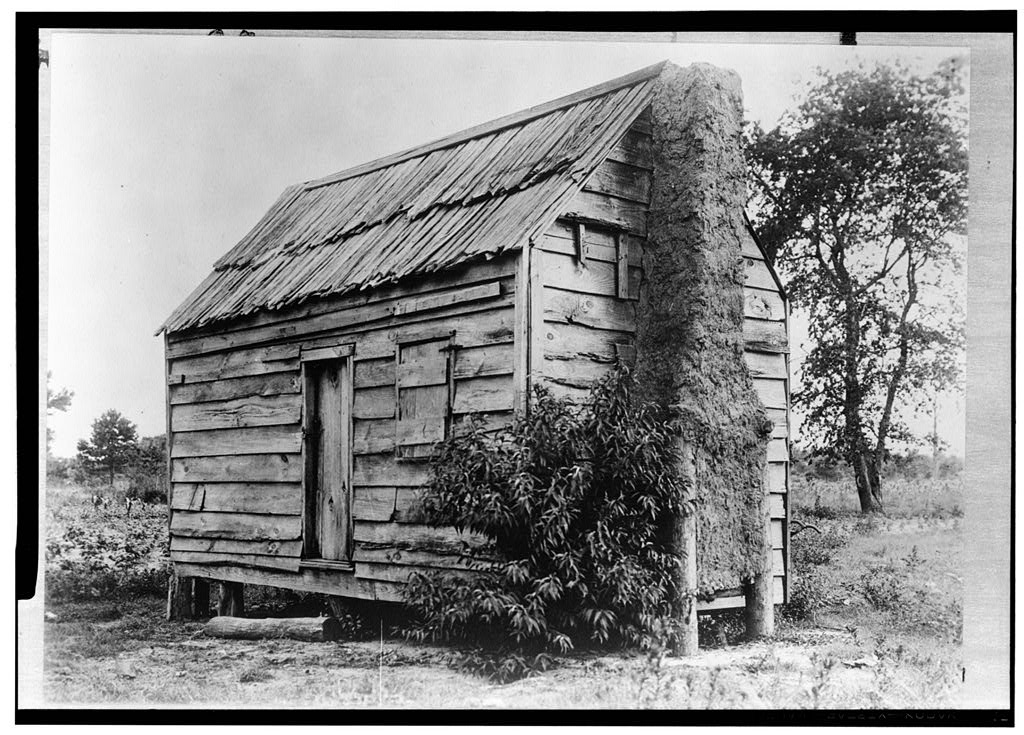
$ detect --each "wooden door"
[304,358,352,561]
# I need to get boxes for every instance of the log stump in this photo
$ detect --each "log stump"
[204,616,344,642]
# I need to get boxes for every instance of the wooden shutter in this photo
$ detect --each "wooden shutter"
[395,332,455,461]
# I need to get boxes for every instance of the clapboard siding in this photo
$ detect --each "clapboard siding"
[583,157,652,204]
[172,454,302,483]
[170,510,302,540]
[170,550,302,573]
[541,251,641,300]
[170,536,302,557]
[170,372,302,405]
[171,425,301,458]
[171,482,301,515]
[171,394,302,432]
[169,256,516,348]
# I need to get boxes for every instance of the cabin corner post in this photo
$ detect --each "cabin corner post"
[634,62,773,653]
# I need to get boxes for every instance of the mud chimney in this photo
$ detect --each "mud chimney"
[634,62,774,653]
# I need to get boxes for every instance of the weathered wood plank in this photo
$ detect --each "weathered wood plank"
[541,251,641,300]
[743,319,788,353]
[772,548,786,572]
[605,127,653,169]
[171,482,301,515]
[744,289,786,321]
[173,562,406,602]
[352,418,396,455]
[743,351,788,380]
[543,355,615,390]
[768,438,789,463]
[393,280,502,316]
[169,344,300,383]
[171,425,301,458]
[353,386,395,420]
[301,306,515,362]
[564,189,649,236]
[452,375,515,414]
[396,355,448,388]
[583,158,652,204]
[171,394,301,432]
[353,454,430,487]
[770,493,786,519]
[168,255,517,344]
[543,223,643,266]
[353,521,490,552]
[543,288,637,333]
[170,372,301,405]
[740,227,765,259]
[542,321,632,362]
[354,561,481,585]
[744,257,779,291]
[453,343,515,380]
[396,416,446,446]
[754,378,787,410]
[167,277,511,360]
[171,550,301,573]
[171,536,302,557]
[172,454,302,483]
[353,357,395,389]
[768,462,787,494]
[353,486,397,522]
[170,511,302,540]
[353,544,486,569]
[766,407,789,439]
[698,594,746,612]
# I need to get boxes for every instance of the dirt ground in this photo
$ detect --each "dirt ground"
[41,516,963,710]
[38,472,965,709]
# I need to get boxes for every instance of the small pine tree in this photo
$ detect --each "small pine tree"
[76,410,138,487]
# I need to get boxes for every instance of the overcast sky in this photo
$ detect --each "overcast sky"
[43,33,966,457]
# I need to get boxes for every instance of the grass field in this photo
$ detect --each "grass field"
[40,472,964,709]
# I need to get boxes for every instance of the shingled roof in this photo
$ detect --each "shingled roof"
[159,61,667,335]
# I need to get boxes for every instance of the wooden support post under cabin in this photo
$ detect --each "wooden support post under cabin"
[744,463,776,639]
[192,579,211,619]
[166,572,193,621]
[217,581,245,617]
[675,442,699,656]
[204,616,344,642]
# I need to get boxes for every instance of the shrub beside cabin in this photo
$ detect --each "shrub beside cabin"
[159,61,790,625]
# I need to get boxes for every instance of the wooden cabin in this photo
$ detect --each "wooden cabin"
[158,61,790,616]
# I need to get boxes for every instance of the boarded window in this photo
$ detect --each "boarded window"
[395,332,454,461]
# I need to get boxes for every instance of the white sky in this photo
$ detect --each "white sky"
[43,33,967,457]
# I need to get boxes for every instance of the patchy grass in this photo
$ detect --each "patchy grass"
[41,476,963,708]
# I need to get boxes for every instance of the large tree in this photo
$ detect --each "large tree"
[746,60,967,512]
[76,409,139,487]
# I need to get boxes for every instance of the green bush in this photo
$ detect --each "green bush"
[402,368,686,681]
[45,503,169,601]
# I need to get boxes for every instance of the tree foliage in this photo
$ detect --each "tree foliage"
[76,409,139,487]
[46,371,74,455]
[746,60,967,511]
[403,369,686,681]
